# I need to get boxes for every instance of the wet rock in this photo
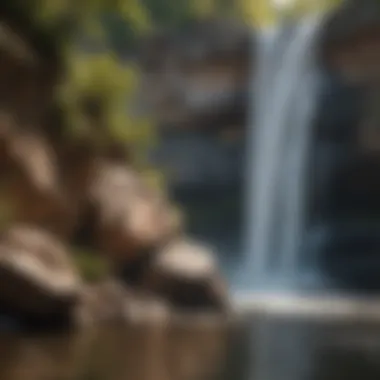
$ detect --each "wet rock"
[77,278,172,327]
[124,293,170,325]
[142,238,230,312]
[88,160,182,264]
[0,225,81,321]
[77,279,131,325]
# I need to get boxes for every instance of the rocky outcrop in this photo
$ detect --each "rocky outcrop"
[0,138,231,328]
[142,239,229,313]
[76,238,230,323]
[87,160,182,264]
[84,163,232,314]
[0,225,81,322]
[0,5,232,332]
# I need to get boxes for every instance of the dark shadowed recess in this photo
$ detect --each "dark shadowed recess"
[306,0,380,291]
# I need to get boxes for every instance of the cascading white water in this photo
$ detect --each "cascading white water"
[244,15,324,289]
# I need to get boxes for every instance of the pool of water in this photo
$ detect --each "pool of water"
[1,316,380,380]
[233,317,380,380]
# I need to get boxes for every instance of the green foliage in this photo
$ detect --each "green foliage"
[72,248,111,283]
[140,168,167,192]
[237,0,343,27]
[7,0,155,152]
[58,50,154,148]
[25,0,150,37]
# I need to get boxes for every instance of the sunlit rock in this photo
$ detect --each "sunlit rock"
[143,238,230,312]
[124,293,170,325]
[0,225,81,321]
[88,160,182,264]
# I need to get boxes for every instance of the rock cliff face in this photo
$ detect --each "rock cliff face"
[137,19,251,131]
[0,9,231,329]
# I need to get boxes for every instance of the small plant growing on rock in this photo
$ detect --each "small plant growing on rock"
[72,248,111,284]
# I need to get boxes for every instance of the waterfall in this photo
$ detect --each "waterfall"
[244,15,324,289]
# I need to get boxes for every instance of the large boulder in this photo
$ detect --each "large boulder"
[87,160,182,264]
[142,238,230,313]
[0,225,81,322]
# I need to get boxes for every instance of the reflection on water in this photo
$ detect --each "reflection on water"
[2,317,380,380]
[229,317,380,380]
[0,317,228,380]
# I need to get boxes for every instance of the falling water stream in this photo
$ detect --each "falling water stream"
[243,14,324,291]
[239,15,327,380]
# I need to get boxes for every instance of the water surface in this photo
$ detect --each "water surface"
[1,317,380,380]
